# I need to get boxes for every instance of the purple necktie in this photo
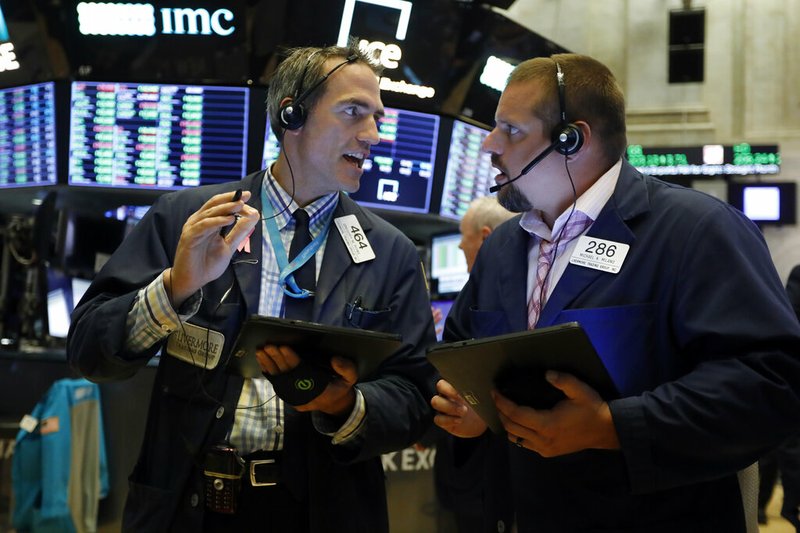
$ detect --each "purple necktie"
[527,211,592,329]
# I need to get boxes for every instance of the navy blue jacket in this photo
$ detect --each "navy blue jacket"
[445,161,800,532]
[67,170,437,532]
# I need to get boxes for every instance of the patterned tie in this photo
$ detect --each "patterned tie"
[284,209,315,321]
[527,211,592,329]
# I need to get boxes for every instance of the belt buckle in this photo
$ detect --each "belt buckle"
[249,459,277,487]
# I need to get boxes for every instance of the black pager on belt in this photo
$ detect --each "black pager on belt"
[203,442,245,514]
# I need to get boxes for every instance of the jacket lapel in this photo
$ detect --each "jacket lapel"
[498,220,531,332]
[537,162,650,328]
[232,171,266,317]
[313,194,373,319]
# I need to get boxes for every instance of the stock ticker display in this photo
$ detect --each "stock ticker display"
[347,107,439,213]
[68,82,249,190]
[0,82,58,188]
[439,119,493,219]
[626,143,781,176]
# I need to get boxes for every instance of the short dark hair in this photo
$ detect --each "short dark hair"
[508,53,627,164]
[266,42,382,142]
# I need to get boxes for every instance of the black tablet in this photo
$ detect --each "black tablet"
[228,315,403,379]
[426,322,618,433]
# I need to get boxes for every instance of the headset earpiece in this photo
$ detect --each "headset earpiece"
[553,61,584,156]
[553,123,583,155]
[278,101,307,130]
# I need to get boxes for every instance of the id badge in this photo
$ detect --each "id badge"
[166,322,225,369]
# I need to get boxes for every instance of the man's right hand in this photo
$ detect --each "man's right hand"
[431,379,488,438]
[165,190,260,307]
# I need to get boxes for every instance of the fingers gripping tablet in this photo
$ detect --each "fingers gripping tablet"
[264,361,335,405]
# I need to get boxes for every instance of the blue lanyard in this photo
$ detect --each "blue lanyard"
[261,187,333,299]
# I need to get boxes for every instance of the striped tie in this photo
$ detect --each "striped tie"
[527,211,592,329]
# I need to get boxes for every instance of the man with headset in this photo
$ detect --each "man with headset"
[431,53,800,531]
[68,43,437,532]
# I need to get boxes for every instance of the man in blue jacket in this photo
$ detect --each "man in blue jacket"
[68,43,436,532]
[432,53,800,532]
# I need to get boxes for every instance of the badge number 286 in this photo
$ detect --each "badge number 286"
[569,236,629,274]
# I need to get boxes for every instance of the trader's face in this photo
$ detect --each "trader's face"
[294,60,383,198]
[482,79,564,215]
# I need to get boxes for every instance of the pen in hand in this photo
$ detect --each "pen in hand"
[219,188,243,237]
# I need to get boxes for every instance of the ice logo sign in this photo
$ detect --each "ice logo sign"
[337,0,435,99]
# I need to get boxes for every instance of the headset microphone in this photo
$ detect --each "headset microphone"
[488,140,559,193]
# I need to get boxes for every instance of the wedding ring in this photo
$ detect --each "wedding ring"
[515,435,524,447]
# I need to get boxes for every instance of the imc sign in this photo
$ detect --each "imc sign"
[76,2,235,37]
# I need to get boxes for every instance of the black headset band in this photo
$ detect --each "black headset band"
[555,61,567,126]
[292,53,358,110]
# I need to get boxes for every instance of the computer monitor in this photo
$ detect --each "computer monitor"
[68,81,249,190]
[727,182,797,225]
[0,81,58,188]
[430,232,469,297]
[57,211,127,278]
[438,117,494,220]
[262,108,440,214]
[103,204,153,237]
[261,116,281,170]
[347,107,440,213]
[46,269,91,340]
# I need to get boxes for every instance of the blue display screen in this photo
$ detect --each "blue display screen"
[0,81,58,188]
[68,81,249,190]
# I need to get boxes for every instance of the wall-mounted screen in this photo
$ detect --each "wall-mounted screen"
[430,231,468,296]
[727,182,796,225]
[626,143,780,177]
[438,117,493,219]
[347,107,439,214]
[68,81,249,190]
[0,81,58,188]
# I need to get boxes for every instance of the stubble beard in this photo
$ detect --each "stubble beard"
[497,183,533,213]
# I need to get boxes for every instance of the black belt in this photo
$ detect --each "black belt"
[241,450,282,487]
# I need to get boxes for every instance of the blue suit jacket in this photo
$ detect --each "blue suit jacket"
[445,161,800,532]
[67,170,437,532]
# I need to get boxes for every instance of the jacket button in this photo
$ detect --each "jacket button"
[215,406,225,419]
[190,493,199,507]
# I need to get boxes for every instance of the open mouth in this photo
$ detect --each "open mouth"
[343,153,365,169]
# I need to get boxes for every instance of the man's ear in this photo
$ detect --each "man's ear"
[480,226,492,241]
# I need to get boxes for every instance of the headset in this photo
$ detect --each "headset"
[552,60,584,156]
[278,53,358,130]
